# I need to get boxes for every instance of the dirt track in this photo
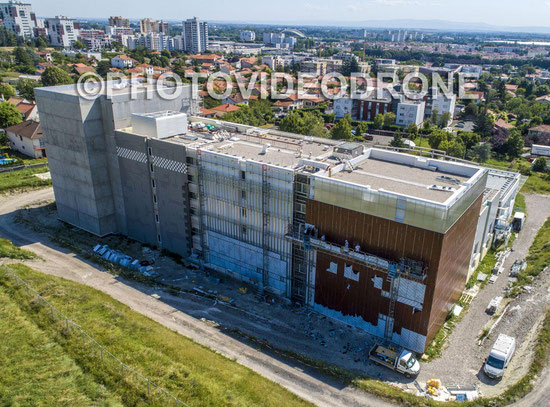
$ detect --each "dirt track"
[0,188,394,407]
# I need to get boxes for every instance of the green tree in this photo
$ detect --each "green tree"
[406,123,419,138]
[505,130,524,158]
[73,40,85,50]
[390,131,405,148]
[383,112,396,128]
[373,113,384,129]
[355,121,369,136]
[457,131,481,150]
[431,108,439,126]
[0,101,22,129]
[96,60,111,77]
[439,111,451,128]
[0,83,15,99]
[474,112,495,139]
[279,112,304,134]
[16,79,41,101]
[470,142,490,163]
[428,129,449,150]
[532,157,548,172]
[331,116,353,140]
[41,66,73,87]
[308,120,328,138]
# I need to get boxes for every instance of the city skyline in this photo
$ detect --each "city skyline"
[31,0,550,30]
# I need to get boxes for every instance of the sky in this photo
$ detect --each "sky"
[33,0,550,28]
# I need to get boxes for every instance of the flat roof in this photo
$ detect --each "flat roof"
[330,157,471,203]
[117,116,485,204]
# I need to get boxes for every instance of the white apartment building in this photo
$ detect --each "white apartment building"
[261,55,284,70]
[396,100,425,127]
[140,18,168,34]
[240,30,256,42]
[424,88,456,125]
[129,32,173,51]
[0,0,38,39]
[45,16,79,48]
[263,32,285,45]
[183,17,208,53]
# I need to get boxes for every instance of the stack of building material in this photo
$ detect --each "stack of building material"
[92,244,155,276]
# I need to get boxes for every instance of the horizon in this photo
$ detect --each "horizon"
[33,0,550,33]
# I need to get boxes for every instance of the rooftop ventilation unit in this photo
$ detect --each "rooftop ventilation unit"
[131,111,188,139]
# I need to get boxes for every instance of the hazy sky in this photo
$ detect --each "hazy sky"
[33,0,550,27]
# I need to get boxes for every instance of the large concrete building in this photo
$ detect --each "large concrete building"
[35,82,520,353]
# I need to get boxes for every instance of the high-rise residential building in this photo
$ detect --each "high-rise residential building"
[139,18,169,34]
[240,30,255,42]
[108,16,130,28]
[0,0,39,39]
[45,16,79,48]
[36,82,520,353]
[182,17,208,53]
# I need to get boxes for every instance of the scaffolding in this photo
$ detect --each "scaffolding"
[290,173,310,303]
[261,164,270,293]
[196,150,209,265]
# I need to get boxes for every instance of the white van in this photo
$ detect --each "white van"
[484,334,516,379]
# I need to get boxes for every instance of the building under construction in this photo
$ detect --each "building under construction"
[35,82,520,353]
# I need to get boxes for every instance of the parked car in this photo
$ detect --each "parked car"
[484,334,516,379]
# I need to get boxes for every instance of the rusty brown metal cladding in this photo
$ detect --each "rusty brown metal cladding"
[426,194,483,342]
[307,196,482,349]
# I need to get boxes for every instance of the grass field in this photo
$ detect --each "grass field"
[510,217,550,296]
[0,166,51,193]
[0,237,37,259]
[0,287,123,407]
[0,263,311,407]
[521,172,550,196]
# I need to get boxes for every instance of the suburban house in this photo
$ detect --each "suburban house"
[528,124,550,145]
[111,55,135,69]
[5,120,45,158]
[8,97,39,121]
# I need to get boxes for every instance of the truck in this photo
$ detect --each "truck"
[484,334,516,379]
[369,344,420,378]
[512,212,525,232]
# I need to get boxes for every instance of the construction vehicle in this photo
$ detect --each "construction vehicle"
[484,334,516,379]
[369,344,420,378]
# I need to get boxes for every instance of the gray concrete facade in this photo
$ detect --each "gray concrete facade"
[35,82,197,241]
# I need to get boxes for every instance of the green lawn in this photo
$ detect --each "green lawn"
[0,263,311,407]
[0,166,51,193]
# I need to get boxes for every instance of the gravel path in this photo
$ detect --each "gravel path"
[419,193,550,396]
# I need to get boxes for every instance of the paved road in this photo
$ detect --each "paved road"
[0,188,393,407]
[419,193,550,395]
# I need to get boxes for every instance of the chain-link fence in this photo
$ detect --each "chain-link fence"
[0,265,190,407]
